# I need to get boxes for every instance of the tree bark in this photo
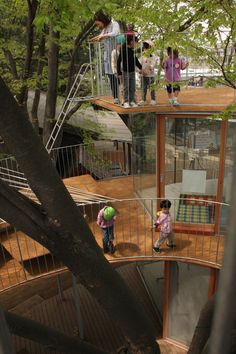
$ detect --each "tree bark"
[0,77,159,354]
[31,34,46,132]
[3,49,19,80]
[43,26,60,145]
[65,18,95,96]
[17,0,38,107]
[188,297,215,354]
[4,308,109,354]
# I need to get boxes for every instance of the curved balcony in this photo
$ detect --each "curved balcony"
[0,174,228,293]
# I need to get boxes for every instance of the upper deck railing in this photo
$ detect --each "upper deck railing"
[86,34,235,108]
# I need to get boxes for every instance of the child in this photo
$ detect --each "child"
[97,206,116,254]
[153,199,176,253]
[162,47,189,106]
[111,34,125,104]
[139,41,158,105]
[117,35,142,108]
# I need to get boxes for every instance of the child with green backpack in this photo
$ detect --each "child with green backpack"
[97,206,116,254]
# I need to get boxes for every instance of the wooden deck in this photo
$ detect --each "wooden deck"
[86,176,224,267]
[0,175,224,291]
[91,86,236,114]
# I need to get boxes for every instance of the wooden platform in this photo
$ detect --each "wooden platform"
[0,175,224,292]
[91,86,236,114]
[87,177,224,268]
[0,230,49,262]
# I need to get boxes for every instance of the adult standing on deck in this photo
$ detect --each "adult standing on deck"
[90,11,120,103]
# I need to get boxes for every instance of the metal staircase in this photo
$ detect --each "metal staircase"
[45,62,94,154]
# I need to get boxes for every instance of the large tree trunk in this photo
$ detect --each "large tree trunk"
[0,77,159,354]
[17,0,38,108]
[188,297,215,354]
[31,34,46,132]
[4,308,109,354]
[43,26,60,145]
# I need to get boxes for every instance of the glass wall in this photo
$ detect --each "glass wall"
[165,117,221,223]
[132,113,156,211]
[223,120,236,204]
[221,120,236,229]
[168,261,210,345]
[138,261,164,322]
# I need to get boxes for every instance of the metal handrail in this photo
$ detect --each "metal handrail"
[0,197,228,293]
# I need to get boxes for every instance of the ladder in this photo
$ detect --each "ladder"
[45,63,93,154]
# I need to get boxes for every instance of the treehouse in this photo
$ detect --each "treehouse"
[0,36,235,353]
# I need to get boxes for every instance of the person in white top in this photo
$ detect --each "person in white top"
[90,11,120,103]
[139,42,158,105]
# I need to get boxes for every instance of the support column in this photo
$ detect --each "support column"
[208,268,218,298]
[214,120,228,234]
[163,261,171,338]
[156,115,166,199]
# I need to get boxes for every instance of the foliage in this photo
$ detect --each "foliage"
[114,0,236,89]
[211,103,236,121]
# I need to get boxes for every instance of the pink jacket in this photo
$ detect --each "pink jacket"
[97,207,116,228]
[155,212,172,234]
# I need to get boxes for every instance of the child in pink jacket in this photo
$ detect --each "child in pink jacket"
[153,199,176,253]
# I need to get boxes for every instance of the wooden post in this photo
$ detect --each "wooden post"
[127,143,132,175]
[214,120,228,234]
[208,268,218,298]
[163,261,171,338]
[156,115,166,199]
[123,142,127,173]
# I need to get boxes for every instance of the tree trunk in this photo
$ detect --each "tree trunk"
[188,296,215,354]
[31,34,46,132]
[0,77,159,354]
[65,18,95,96]
[17,0,38,108]
[3,49,19,80]
[4,308,109,354]
[43,26,60,145]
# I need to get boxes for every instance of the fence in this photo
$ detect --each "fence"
[51,141,132,179]
[0,197,228,292]
[88,34,233,107]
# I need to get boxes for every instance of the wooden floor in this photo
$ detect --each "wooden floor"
[91,86,236,114]
[158,339,187,353]
[83,176,224,268]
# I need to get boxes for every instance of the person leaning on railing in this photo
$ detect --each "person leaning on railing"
[90,11,120,103]
[162,47,189,106]
[117,35,142,108]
